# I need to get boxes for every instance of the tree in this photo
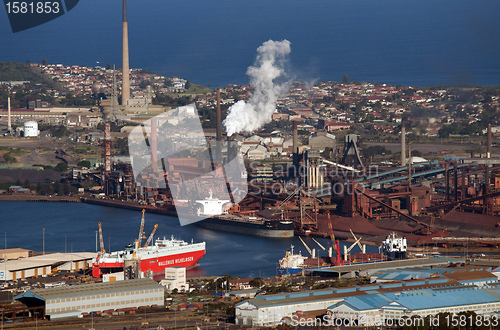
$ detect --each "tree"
[54,162,68,172]
[25,59,31,66]
[77,160,91,168]
[249,278,264,288]
[42,58,48,66]
[342,74,349,84]
[185,80,192,90]
[106,63,112,70]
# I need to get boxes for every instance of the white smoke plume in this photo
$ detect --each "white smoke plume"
[223,39,291,136]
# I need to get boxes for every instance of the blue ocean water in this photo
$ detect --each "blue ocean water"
[0,201,374,277]
[1,0,499,87]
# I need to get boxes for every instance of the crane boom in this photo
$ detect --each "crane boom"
[327,211,343,265]
[98,222,105,254]
[137,209,146,248]
[298,236,313,256]
[327,212,336,243]
[350,229,364,251]
[312,237,326,251]
[143,224,158,249]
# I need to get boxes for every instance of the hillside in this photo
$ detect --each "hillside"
[0,61,61,90]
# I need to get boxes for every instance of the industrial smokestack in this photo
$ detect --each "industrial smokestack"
[104,123,112,174]
[292,120,299,181]
[293,121,298,154]
[122,0,130,106]
[216,89,222,141]
[7,96,11,132]
[151,118,157,172]
[401,119,406,167]
[487,124,492,159]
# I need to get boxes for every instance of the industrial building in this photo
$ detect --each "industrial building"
[0,252,94,281]
[14,278,164,320]
[235,270,500,326]
[160,267,188,293]
[328,283,500,326]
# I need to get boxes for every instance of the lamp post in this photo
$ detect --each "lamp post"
[42,228,45,255]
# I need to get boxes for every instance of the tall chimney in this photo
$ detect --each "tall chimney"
[122,0,130,106]
[7,96,11,132]
[401,119,406,167]
[104,123,112,177]
[151,118,157,173]
[292,120,299,180]
[216,89,222,141]
[487,124,492,159]
[292,121,298,154]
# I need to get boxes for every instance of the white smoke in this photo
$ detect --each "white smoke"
[223,39,291,136]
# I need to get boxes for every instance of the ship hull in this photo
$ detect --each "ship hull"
[138,249,205,274]
[196,217,294,238]
[92,242,206,278]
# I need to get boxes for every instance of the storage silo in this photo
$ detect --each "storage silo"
[23,121,39,137]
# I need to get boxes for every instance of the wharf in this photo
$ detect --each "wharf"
[80,197,178,217]
[0,195,80,202]
[310,256,463,277]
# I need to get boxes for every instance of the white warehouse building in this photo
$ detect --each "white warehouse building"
[14,278,164,320]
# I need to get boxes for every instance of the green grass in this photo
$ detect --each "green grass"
[180,83,212,95]
[0,147,28,163]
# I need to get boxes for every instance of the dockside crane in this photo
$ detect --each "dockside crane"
[343,229,364,261]
[143,224,158,249]
[136,209,147,249]
[98,222,105,254]
[298,236,316,258]
[327,211,343,266]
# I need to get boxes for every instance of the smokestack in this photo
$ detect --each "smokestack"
[216,89,222,141]
[104,122,112,191]
[7,96,11,132]
[401,119,406,167]
[293,121,298,154]
[122,0,130,106]
[445,163,450,202]
[292,120,299,181]
[151,119,157,172]
[487,124,492,159]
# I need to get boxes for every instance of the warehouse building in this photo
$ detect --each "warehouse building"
[328,283,500,326]
[0,252,94,281]
[236,270,499,326]
[14,278,164,320]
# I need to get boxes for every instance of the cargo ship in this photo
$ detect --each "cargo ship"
[92,211,206,278]
[277,248,385,275]
[194,191,294,238]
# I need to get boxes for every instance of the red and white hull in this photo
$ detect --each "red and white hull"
[92,236,206,278]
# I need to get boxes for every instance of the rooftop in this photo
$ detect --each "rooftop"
[15,278,161,301]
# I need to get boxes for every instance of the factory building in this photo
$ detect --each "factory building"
[14,278,164,320]
[235,271,499,326]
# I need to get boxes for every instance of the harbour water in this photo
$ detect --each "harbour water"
[1,201,377,278]
[0,0,499,87]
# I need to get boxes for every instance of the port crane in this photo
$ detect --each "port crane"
[327,211,343,266]
[343,229,365,261]
[136,209,147,248]
[98,222,105,254]
[143,224,158,249]
[298,236,316,258]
